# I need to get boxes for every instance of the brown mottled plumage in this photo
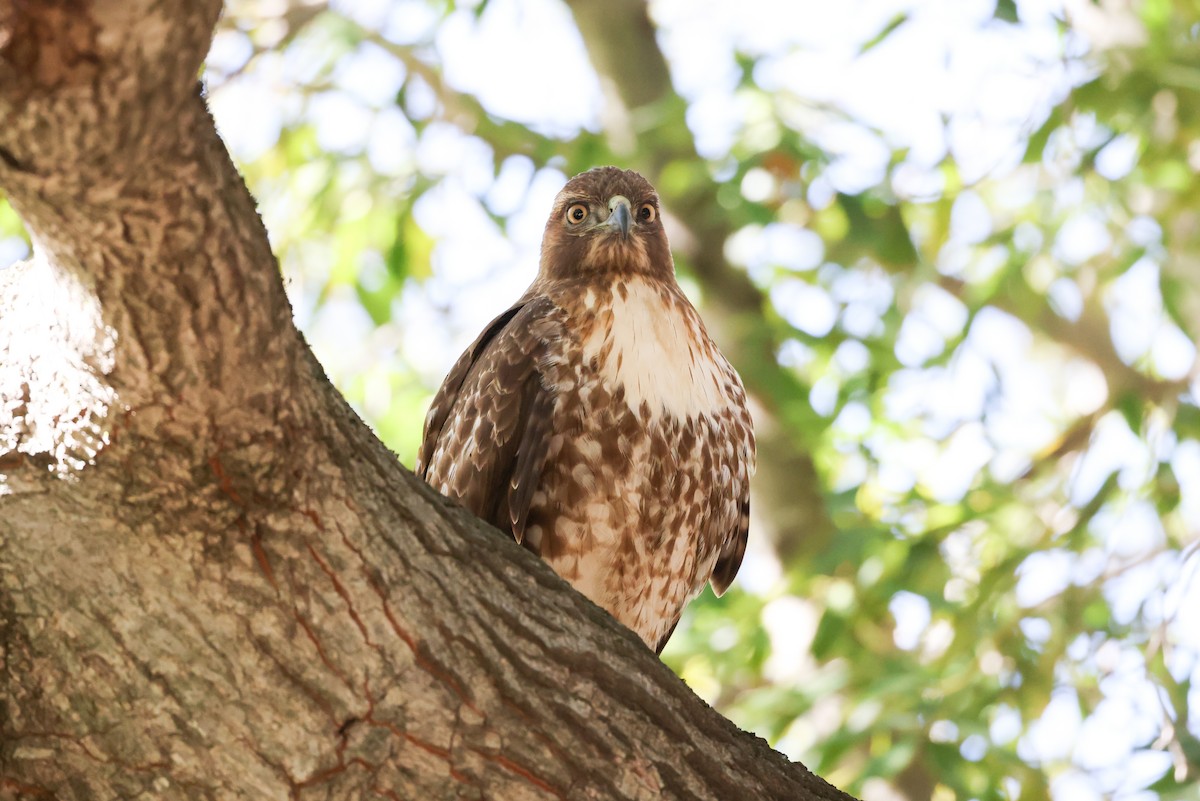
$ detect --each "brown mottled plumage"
[417,167,755,653]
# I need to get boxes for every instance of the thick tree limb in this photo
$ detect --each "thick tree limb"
[0,2,854,799]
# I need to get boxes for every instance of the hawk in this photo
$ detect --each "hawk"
[417,167,755,653]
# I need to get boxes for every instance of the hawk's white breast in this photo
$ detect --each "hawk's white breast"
[581,279,727,420]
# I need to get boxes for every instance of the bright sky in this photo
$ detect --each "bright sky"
[4,1,1197,797]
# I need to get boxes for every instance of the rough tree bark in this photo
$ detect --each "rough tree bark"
[0,3,855,800]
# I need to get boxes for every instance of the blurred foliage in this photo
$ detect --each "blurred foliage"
[3,0,1198,799]
[0,196,30,253]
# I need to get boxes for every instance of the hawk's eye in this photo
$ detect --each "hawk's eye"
[639,203,657,223]
[565,203,589,224]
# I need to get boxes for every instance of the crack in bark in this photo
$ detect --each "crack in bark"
[470,750,563,800]
[364,708,471,786]
[306,542,377,649]
[250,522,279,590]
[252,626,344,724]
[362,558,482,716]
[290,605,356,694]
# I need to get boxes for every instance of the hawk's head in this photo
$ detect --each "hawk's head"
[538,167,674,282]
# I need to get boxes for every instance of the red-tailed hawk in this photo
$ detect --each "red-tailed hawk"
[417,167,755,653]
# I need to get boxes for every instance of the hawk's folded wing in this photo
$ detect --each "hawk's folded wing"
[417,296,563,548]
[710,496,750,597]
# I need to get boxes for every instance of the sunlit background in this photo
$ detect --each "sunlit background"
[5,0,1200,798]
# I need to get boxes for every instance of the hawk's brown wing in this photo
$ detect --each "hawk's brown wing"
[710,496,750,596]
[710,383,756,598]
[417,296,563,547]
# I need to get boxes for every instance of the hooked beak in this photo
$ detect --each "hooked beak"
[603,195,632,239]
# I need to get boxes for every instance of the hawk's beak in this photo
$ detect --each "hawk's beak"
[604,195,632,239]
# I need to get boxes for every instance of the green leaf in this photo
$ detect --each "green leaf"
[993,0,1019,23]
[859,13,908,55]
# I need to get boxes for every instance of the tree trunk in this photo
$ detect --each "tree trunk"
[0,3,854,799]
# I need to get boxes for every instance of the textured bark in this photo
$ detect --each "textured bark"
[0,3,855,800]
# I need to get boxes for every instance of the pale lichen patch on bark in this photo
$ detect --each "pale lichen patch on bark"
[0,255,118,483]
